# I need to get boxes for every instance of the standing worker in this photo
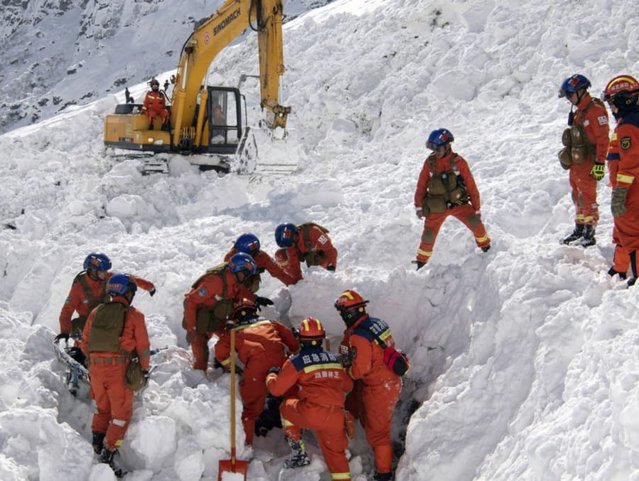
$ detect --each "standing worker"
[214,297,299,445]
[81,274,151,476]
[273,222,338,284]
[557,74,610,246]
[334,290,403,481]
[266,317,352,480]
[57,252,155,344]
[601,74,639,286]
[182,253,260,371]
[413,128,490,269]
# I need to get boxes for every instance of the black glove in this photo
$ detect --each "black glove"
[142,370,150,387]
[213,359,224,370]
[149,287,156,297]
[267,367,281,375]
[256,296,274,310]
[326,265,336,272]
[54,333,69,342]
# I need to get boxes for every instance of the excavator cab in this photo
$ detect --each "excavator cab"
[203,86,243,154]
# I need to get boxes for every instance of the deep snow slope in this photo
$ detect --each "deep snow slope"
[1,0,639,480]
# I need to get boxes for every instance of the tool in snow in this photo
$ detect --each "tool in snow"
[218,326,249,480]
[53,337,89,396]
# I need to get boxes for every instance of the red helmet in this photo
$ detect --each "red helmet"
[232,297,258,319]
[602,74,639,101]
[334,289,368,311]
[298,317,325,340]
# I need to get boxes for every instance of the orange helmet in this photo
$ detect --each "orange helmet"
[334,289,368,311]
[602,74,639,101]
[298,317,325,340]
[232,297,258,321]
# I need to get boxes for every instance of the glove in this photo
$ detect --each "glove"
[185,330,197,344]
[213,359,224,370]
[415,207,423,219]
[256,296,274,309]
[326,264,336,272]
[339,345,353,367]
[142,370,150,387]
[611,187,629,217]
[267,367,281,375]
[591,162,605,181]
[54,333,69,343]
[149,287,156,297]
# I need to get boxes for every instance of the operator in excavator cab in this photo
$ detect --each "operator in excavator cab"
[141,78,169,131]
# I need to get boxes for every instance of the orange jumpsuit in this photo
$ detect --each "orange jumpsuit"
[612,111,639,272]
[59,271,155,336]
[215,318,299,444]
[183,267,254,370]
[568,93,610,226]
[267,346,353,481]
[224,247,296,286]
[81,297,150,451]
[274,224,338,284]
[607,133,631,274]
[340,316,401,476]
[142,90,169,127]
[414,150,490,264]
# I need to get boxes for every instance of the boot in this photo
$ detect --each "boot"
[628,251,638,287]
[607,267,627,280]
[92,431,105,455]
[283,438,311,468]
[561,224,584,245]
[415,260,426,271]
[99,448,125,478]
[580,225,596,247]
[373,472,394,481]
[481,244,491,253]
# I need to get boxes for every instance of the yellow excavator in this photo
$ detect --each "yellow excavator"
[103,0,293,173]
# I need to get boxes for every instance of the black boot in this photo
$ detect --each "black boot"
[284,438,311,468]
[580,225,596,247]
[415,261,426,271]
[99,448,125,478]
[374,472,394,481]
[561,224,585,245]
[607,266,628,280]
[92,431,105,455]
[628,251,638,287]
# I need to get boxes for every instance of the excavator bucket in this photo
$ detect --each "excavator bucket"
[235,126,299,175]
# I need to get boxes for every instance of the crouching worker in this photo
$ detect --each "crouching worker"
[214,297,299,445]
[266,317,352,480]
[81,274,150,476]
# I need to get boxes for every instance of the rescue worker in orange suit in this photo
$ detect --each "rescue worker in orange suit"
[602,74,639,286]
[414,128,491,269]
[224,233,296,286]
[80,274,151,475]
[141,79,169,130]
[273,222,338,284]
[214,297,299,445]
[56,252,155,347]
[557,74,610,246]
[183,253,266,371]
[266,317,353,480]
[335,290,402,481]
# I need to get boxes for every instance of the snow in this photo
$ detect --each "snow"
[2,0,639,480]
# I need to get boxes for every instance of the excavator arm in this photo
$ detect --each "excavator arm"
[171,0,290,150]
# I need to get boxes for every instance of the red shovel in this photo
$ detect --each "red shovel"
[218,327,248,480]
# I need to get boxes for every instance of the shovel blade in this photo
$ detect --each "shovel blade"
[217,459,248,480]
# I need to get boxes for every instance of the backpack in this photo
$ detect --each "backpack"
[183,263,234,333]
[87,302,128,353]
[423,153,469,214]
